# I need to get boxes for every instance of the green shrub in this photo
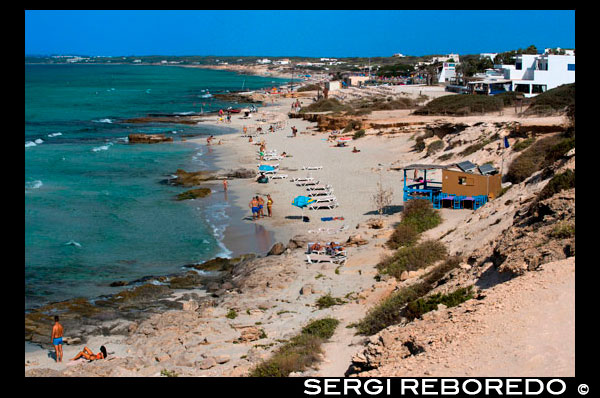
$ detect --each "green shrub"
[438,153,453,161]
[512,137,535,152]
[404,286,473,320]
[525,83,575,114]
[386,223,420,249]
[377,240,447,279]
[506,134,568,184]
[401,199,443,233]
[459,138,492,157]
[161,369,178,377]
[226,309,238,319]
[315,294,345,309]
[421,256,462,285]
[353,129,366,139]
[414,95,503,115]
[413,137,426,152]
[537,169,575,201]
[426,140,444,156]
[300,98,351,113]
[301,317,340,339]
[249,318,339,377]
[355,282,430,335]
[297,84,322,92]
[550,222,575,239]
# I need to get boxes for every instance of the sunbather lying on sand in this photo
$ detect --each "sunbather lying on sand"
[70,346,107,361]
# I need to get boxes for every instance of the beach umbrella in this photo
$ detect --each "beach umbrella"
[258,165,275,172]
[292,195,315,222]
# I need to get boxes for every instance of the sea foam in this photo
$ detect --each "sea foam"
[92,142,114,152]
[25,180,43,190]
[93,118,113,124]
[25,141,36,148]
[64,240,82,248]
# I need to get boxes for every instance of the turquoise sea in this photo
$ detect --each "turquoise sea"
[25,64,286,309]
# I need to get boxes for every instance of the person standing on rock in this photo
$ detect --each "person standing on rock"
[223,179,228,192]
[51,315,64,362]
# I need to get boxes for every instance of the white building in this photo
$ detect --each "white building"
[437,62,458,83]
[257,58,272,64]
[432,53,460,64]
[273,59,290,65]
[393,53,406,57]
[502,54,575,97]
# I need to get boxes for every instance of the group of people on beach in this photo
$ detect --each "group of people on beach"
[51,316,107,363]
[291,99,302,113]
[249,194,273,220]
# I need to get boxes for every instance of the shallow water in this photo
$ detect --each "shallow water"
[25,64,286,309]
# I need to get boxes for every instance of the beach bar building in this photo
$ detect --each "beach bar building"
[399,162,502,210]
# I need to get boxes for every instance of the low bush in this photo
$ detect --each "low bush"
[403,286,473,320]
[315,294,345,309]
[536,169,575,201]
[550,222,575,239]
[525,83,575,114]
[413,95,504,115]
[226,309,238,319]
[377,240,447,279]
[512,137,535,152]
[300,98,351,113]
[249,318,339,377]
[506,134,569,184]
[386,223,420,249]
[438,153,454,161]
[426,140,444,156]
[297,84,322,92]
[401,199,443,233]
[355,282,430,335]
[459,138,492,157]
[353,129,366,139]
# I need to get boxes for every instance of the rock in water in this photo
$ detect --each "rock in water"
[176,188,211,201]
[128,133,173,144]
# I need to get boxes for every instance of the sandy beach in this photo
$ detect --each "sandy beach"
[25,86,574,377]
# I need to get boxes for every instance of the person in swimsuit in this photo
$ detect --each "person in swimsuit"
[70,346,107,362]
[266,194,273,217]
[51,315,64,362]
[223,179,228,191]
[249,196,259,221]
[258,196,265,218]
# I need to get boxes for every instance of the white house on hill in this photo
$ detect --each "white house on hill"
[502,54,575,97]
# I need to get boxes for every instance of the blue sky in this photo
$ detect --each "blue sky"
[25,10,575,57]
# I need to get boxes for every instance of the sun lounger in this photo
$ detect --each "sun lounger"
[306,184,332,191]
[291,177,314,182]
[312,195,337,203]
[270,174,288,179]
[263,155,283,161]
[296,180,319,186]
[257,163,279,169]
[302,166,323,170]
[306,254,346,265]
[308,189,333,197]
[308,201,339,210]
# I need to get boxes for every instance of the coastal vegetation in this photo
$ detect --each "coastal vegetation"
[536,169,575,202]
[525,83,575,114]
[506,133,575,184]
[297,84,322,92]
[249,318,339,377]
[316,294,345,309]
[355,256,463,335]
[403,286,473,320]
[413,95,506,116]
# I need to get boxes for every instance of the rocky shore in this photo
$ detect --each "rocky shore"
[26,87,575,377]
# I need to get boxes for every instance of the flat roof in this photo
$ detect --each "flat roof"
[399,164,454,170]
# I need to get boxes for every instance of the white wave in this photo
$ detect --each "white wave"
[25,180,43,189]
[171,131,178,134]
[93,118,113,124]
[25,141,36,148]
[117,137,129,142]
[64,240,82,248]
[176,112,195,115]
[34,138,44,144]
[200,94,212,98]
[92,142,114,152]
[47,132,63,138]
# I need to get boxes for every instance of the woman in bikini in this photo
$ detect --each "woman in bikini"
[71,346,107,361]
[266,194,273,217]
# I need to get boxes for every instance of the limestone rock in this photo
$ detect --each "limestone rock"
[182,300,199,312]
[196,357,217,370]
[267,242,286,256]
